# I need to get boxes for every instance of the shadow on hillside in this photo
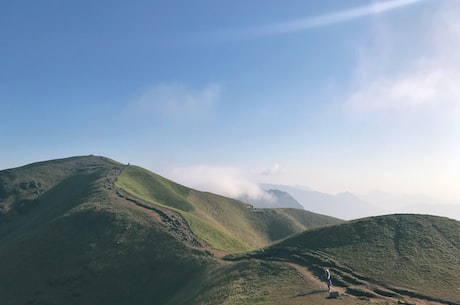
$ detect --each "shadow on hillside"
[294,290,324,297]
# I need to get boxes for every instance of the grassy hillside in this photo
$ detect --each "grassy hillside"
[0,156,342,304]
[1,156,458,305]
[115,164,341,252]
[0,204,214,305]
[241,214,460,304]
[0,156,212,304]
[0,156,118,236]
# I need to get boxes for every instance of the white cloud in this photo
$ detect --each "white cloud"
[342,3,460,201]
[133,82,221,119]
[349,68,460,112]
[195,0,423,42]
[348,3,460,114]
[257,163,281,176]
[253,0,423,36]
[168,164,278,200]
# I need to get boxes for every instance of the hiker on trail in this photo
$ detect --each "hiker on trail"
[324,268,332,292]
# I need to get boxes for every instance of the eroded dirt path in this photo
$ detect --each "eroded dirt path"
[287,262,347,295]
[286,262,452,305]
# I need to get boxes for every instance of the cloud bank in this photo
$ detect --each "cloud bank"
[343,2,460,200]
[257,163,281,176]
[168,164,281,201]
[348,3,460,115]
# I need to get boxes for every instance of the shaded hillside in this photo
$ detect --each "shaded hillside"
[0,156,216,305]
[0,156,120,233]
[239,214,460,304]
[115,165,341,252]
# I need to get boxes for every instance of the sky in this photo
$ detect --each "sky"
[2,0,460,209]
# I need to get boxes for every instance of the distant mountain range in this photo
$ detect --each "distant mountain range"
[259,183,460,221]
[259,184,384,220]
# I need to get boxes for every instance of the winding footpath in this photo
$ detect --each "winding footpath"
[287,262,346,295]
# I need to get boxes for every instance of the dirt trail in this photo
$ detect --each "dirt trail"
[287,262,346,295]
[286,262,453,305]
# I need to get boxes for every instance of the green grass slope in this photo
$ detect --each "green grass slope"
[247,214,460,304]
[0,156,214,305]
[115,164,341,252]
[0,156,119,236]
[4,156,458,305]
[0,156,343,305]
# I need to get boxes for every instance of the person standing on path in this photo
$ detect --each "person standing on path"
[324,268,332,292]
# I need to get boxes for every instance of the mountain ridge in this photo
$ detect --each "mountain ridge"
[1,155,458,305]
[115,164,341,251]
[261,183,460,221]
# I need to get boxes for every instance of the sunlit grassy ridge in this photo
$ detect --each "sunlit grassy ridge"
[115,164,341,252]
[115,165,193,211]
[251,214,460,304]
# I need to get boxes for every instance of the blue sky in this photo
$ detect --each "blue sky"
[2,0,460,205]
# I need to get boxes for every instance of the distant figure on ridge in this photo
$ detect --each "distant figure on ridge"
[324,268,332,292]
